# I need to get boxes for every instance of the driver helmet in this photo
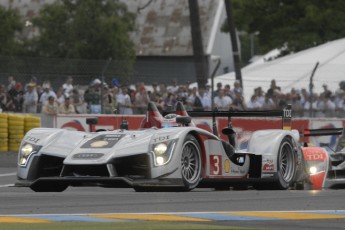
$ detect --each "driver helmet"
[162,113,180,128]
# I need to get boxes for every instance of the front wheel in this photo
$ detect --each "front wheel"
[180,135,202,191]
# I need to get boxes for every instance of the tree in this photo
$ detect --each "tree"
[223,0,345,62]
[0,6,23,55]
[30,0,136,62]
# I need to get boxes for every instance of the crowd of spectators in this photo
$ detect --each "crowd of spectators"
[1,76,345,118]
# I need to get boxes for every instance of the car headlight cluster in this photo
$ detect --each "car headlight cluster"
[18,143,41,167]
[306,161,326,175]
[151,140,176,166]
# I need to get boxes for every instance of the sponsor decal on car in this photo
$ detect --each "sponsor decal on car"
[302,147,326,161]
[262,159,275,171]
[224,159,230,173]
[210,155,222,175]
[81,134,125,148]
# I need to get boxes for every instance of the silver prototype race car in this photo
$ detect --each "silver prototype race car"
[16,102,345,192]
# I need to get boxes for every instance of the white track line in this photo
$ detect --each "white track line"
[0,172,16,177]
[0,184,14,188]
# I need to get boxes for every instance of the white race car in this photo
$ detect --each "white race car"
[16,102,307,192]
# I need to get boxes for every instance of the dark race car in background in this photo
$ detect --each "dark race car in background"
[300,128,345,189]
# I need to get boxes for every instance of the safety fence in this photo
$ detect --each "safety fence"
[1,112,344,152]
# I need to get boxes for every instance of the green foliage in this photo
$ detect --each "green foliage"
[30,0,136,62]
[224,0,345,59]
[0,6,23,55]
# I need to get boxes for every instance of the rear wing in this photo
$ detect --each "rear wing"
[300,128,345,151]
[187,104,292,133]
[300,128,344,137]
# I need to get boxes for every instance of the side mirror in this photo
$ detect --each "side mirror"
[86,118,98,125]
[86,118,98,132]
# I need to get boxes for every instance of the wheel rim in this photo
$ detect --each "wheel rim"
[181,141,200,184]
[279,142,294,182]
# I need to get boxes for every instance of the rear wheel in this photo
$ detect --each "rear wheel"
[180,135,202,191]
[276,137,296,189]
[255,136,296,190]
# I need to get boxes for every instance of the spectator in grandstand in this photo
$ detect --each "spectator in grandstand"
[323,91,336,117]
[214,89,233,111]
[303,93,319,117]
[7,76,16,91]
[39,82,57,112]
[62,76,74,97]
[224,84,234,99]
[261,94,276,110]
[0,84,7,112]
[158,83,168,99]
[22,82,38,113]
[198,87,211,110]
[291,93,304,117]
[247,95,261,110]
[71,88,87,114]
[6,82,24,112]
[42,96,59,116]
[334,89,345,118]
[149,82,161,101]
[176,85,189,104]
[162,92,177,112]
[232,80,243,96]
[167,79,179,94]
[231,91,246,111]
[117,85,133,114]
[84,79,101,114]
[30,76,37,85]
[213,82,223,98]
[300,88,309,105]
[134,84,150,114]
[187,87,202,111]
[102,84,117,114]
[58,96,76,114]
[321,84,332,98]
[56,87,66,105]
[266,79,281,98]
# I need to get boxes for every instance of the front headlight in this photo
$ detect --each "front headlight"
[307,161,326,175]
[151,140,177,166]
[18,143,41,167]
[21,144,33,156]
[154,143,168,155]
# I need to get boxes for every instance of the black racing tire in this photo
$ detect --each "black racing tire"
[180,134,202,191]
[30,182,68,192]
[275,136,296,189]
[255,136,296,190]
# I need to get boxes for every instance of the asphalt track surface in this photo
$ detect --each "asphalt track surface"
[1,152,345,229]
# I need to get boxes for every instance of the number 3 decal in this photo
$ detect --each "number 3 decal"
[210,155,222,175]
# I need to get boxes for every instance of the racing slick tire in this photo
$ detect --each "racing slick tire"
[180,134,202,191]
[255,136,297,190]
[30,182,68,192]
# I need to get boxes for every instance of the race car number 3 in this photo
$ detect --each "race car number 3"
[210,155,222,175]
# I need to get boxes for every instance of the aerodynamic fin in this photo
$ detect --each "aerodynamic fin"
[175,101,189,116]
[282,104,292,130]
[139,101,163,128]
[175,101,195,126]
